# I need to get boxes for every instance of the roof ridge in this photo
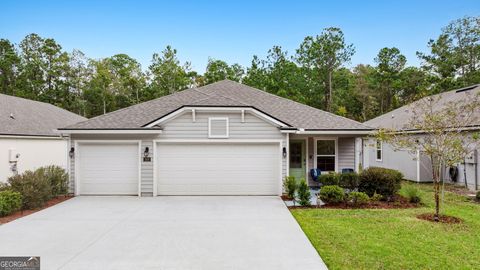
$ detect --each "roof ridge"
[223,80,370,128]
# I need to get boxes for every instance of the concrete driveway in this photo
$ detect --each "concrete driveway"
[0,196,327,270]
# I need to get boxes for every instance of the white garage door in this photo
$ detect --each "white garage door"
[78,143,139,195]
[156,143,281,195]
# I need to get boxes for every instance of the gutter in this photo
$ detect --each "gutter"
[56,128,163,134]
[280,128,373,135]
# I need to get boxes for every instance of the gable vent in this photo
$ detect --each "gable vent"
[208,117,229,138]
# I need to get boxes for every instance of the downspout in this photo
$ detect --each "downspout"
[463,160,468,189]
[416,150,420,182]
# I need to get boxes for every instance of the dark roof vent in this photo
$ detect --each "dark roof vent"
[455,84,479,93]
[9,113,14,119]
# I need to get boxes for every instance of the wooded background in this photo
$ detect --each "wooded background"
[0,16,478,121]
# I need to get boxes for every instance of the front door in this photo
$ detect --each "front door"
[289,140,306,180]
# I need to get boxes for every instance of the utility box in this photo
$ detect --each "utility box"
[8,148,20,162]
[465,150,478,164]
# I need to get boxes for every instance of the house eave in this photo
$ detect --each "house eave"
[56,128,163,134]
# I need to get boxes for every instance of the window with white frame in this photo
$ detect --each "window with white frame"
[208,117,229,138]
[316,140,336,172]
[376,140,382,161]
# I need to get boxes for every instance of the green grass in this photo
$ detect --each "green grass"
[291,182,480,270]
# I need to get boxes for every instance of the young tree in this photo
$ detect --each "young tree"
[378,91,480,221]
[296,27,355,112]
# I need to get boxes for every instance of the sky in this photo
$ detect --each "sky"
[1,0,479,72]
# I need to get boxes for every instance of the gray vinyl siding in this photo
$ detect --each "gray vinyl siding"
[141,141,154,196]
[338,137,355,171]
[161,112,283,139]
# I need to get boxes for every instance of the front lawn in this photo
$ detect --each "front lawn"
[291,182,480,269]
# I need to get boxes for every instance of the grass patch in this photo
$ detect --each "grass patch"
[291,182,480,269]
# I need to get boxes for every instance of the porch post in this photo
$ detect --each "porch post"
[354,137,362,172]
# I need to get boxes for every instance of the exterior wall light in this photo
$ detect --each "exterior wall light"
[69,147,75,158]
[144,147,150,157]
[282,147,287,158]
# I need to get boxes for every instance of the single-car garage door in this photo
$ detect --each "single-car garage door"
[77,142,139,195]
[156,142,281,195]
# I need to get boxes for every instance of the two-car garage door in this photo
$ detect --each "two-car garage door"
[76,142,281,196]
[156,143,281,195]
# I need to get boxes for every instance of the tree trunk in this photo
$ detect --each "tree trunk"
[431,159,441,222]
[325,70,332,112]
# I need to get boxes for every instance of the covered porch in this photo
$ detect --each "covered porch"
[287,134,364,186]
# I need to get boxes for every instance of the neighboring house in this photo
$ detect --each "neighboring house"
[364,84,480,191]
[58,80,372,196]
[0,94,86,182]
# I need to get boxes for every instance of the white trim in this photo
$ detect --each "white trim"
[153,139,283,196]
[191,109,196,122]
[145,106,288,128]
[314,137,338,173]
[58,129,162,134]
[375,140,383,162]
[286,133,290,177]
[74,140,142,197]
[291,130,373,135]
[241,109,245,123]
[305,138,309,178]
[416,150,421,182]
[354,137,362,172]
[0,134,64,140]
[153,142,158,196]
[208,117,229,138]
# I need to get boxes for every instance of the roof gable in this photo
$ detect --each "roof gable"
[63,80,370,130]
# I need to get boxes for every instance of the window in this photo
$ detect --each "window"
[316,140,336,172]
[290,142,303,168]
[208,117,229,138]
[376,140,382,161]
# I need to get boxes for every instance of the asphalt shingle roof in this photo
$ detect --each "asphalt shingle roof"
[0,94,87,136]
[365,84,480,130]
[63,80,370,130]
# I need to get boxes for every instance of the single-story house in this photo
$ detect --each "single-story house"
[364,84,480,191]
[0,94,86,182]
[58,80,372,196]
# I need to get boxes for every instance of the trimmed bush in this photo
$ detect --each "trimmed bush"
[359,167,403,197]
[339,172,360,190]
[0,190,22,216]
[43,165,69,197]
[402,185,422,203]
[318,173,340,186]
[297,179,311,206]
[370,192,383,202]
[283,176,297,200]
[8,170,52,209]
[348,191,369,206]
[319,185,344,204]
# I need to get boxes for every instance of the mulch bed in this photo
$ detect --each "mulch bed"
[0,195,73,225]
[287,195,420,209]
[417,213,463,224]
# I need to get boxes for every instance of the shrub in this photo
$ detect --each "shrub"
[476,191,480,202]
[8,170,52,209]
[359,167,403,197]
[318,173,340,186]
[0,190,22,216]
[348,191,369,206]
[370,192,383,202]
[297,179,311,206]
[43,165,69,197]
[283,176,297,200]
[319,185,344,204]
[402,185,422,203]
[339,172,360,190]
